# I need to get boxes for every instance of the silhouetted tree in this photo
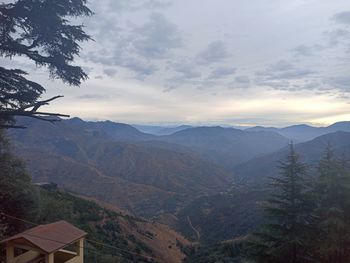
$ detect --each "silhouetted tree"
[0,1,92,260]
[0,130,38,238]
[311,146,350,263]
[250,144,313,263]
[0,0,92,128]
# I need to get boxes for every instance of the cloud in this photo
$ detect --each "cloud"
[231,75,251,89]
[85,12,181,78]
[166,60,236,90]
[324,29,350,47]
[131,13,182,59]
[208,66,236,79]
[300,81,321,91]
[255,79,291,89]
[333,11,350,25]
[123,57,158,77]
[292,44,325,56]
[170,58,202,79]
[103,68,118,77]
[89,50,158,78]
[325,76,350,91]
[164,75,218,91]
[253,60,318,91]
[235,75,250,84]
[292,45,314,56]
[76,94,110,100]
[142,0,172,9]
[271,69,316,80]
[268,60,294,71]
[9,0,350,126]
[196,41,230,64]
[108,0,172,12]
[257,60,316,82]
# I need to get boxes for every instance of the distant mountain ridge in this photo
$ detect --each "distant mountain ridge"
[67,117,155,141]
[177,131,350,245]
[8,117,350,247]
[234,131,350,185]
[8,117,294,217]
[13,117,350,221]
[132,121,350,143]
[161,126,289,169]
[132,124,193,136]
[246,121,350,142]
[9,117,231,217]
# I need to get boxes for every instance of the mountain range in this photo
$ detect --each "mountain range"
[10,118,230,217]
[176,130,350,243]
[246,121,350,142]
[234,130,350,185]
[132,124,193,136]
[161,126,289,169]
[7,117,350,245]
[8,117,293,216]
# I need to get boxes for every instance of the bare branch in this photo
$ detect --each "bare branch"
[0,124,26,129]
[21,95,64,111]
[0,110,69,118]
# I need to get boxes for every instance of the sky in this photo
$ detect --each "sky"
[4,0,350,127]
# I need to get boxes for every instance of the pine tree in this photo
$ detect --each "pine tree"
[0,130,39,237]
[311,146,350,263]
[0,0,92,128]
[250,144,313,263]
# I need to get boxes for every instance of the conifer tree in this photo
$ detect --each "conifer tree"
[311,146,350,263]
[250,144,313,263]
[0,130,38,238]
[0,0,92,128]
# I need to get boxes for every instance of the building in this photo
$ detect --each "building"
[1,220,87,263]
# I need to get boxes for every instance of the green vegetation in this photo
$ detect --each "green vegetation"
[184,240,253,263]
[0,130,39,238]
[0,130,155,262]
[176,189,266,244]
[37,188,155,263]
[185,144,350,263]
[249,144,313,263]
[311,147,350,262]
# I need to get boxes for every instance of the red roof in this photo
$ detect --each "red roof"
[1,221,87,253]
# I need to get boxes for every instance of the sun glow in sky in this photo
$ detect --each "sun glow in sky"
[4,0,350,127]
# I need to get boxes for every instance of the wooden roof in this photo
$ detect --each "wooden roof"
[1,220,87,253]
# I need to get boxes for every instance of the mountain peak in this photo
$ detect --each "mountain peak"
[328,121,350,129]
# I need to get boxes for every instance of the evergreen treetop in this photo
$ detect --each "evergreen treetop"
[0,0,92,128]
[250,144,313,263]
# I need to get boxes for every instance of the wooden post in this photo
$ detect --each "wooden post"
[6,242,15,263]
[45,253,54,263]
[77,238,84,263]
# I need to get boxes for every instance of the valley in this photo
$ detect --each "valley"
[6,117,350,261]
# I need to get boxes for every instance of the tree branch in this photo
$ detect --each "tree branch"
[21,95,64,111]
[0,95,70,128]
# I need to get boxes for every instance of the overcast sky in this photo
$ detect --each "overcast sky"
[6,0,350,127]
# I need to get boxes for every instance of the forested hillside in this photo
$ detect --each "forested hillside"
[161,126,289,169]
[234,131,350,184]
[5,118,350,263]
[9,118,231,217]
[1,0,348,262]
[0,129,190,263]
[37,187,190,263]
[184,145,350,262]
[175,189,267,244]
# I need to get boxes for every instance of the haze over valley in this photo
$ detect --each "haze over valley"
[1,0,350,262]
[7,118,350,246]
